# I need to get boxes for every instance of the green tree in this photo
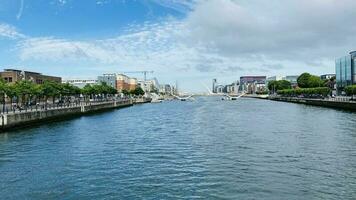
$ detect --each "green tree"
[307,76,324,88]
[5,84,17,107]
[41,81,61,105]
[131,87,145,96]
[14,80,37,106]
[297,72,324,88]
[345,85,356,96]
[278,80,292,90]
[0,79,7,112]
[268,80,291,93]
[122,89,130,96]
[297,73,312,88]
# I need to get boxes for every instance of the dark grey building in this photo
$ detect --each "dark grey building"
[335,51,356,91]
[212,79,217,93]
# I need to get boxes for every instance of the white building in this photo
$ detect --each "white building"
[63,79,98,88]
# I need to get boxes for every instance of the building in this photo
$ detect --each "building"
[63,79,98,88]
[215,85,224,93]
[98,74,117,89]
[128,78,137,91]
[283,75,298,85]
[0,69,61,84]
[267,76,284,82]
[240,76,266,94]
[335,51,356,91]
[240,76,266,85]
[138,78,159,93]
[320,74,335,80]
[116,74,137,92]
[212,79,217,93]
[267,75,299,88]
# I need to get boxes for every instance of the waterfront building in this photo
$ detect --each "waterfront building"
[283,75,298,84]
[115,74,137,92]
[63,79,98,88]
[128,78,137,91]
[267,76,284,82]
[212,79,217,93]
[267,75,298,88]
[215,85,224,93]
[0,69,61,84]
[320,74,336,80]
[240,76,266,85]
[240,76,266,94]
[98,74,117,89]
[335,51,356,91]
[158,84,173,94]
[223,81,239,94]
[138,78,159,92]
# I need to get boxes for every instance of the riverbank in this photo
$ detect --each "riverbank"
[268,96,356,111]
[0,100,134,131]
[242,94,356,111]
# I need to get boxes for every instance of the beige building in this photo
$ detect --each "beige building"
[116,74,137,92]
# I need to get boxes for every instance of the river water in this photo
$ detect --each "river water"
[0,97,355,199]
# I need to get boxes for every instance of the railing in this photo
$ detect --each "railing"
[271,95,356,103]
[0,98,133,114]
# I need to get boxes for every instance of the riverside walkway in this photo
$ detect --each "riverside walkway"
[0,99,135,131]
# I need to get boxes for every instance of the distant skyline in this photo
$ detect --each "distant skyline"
[0,0,355,92]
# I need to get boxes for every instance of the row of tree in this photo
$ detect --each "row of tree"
[277,87,331,97]
[122,88,145,96]
[0,80,118,109]
[269,73,336,97]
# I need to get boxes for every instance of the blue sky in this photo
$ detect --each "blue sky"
[0,0,355,92]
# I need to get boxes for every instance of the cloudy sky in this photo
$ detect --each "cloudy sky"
[0,0,355,92]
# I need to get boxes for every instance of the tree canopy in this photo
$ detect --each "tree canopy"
[268,80,292,92]
[297,73,324,88]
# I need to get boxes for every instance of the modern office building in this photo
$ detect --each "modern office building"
[0,69,61,84]
[62,79,98,88]
[98,74,117,89]
[335,51,356,91]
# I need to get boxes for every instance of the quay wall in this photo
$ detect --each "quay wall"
[268,97,356,111]
[0,100,133,131]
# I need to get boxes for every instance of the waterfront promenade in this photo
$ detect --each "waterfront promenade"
[0,99,143,131]
[242,94,356,111]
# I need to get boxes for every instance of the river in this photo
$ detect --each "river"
[0,97,355,199]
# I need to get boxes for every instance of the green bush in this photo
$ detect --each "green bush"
[277,87,331,97]
[345,85,356,96]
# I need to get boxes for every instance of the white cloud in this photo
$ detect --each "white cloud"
[0,23,26,39]
[186,0,356,62]
[150,0,197,13]
[16,0,24,20]
[8,0,356,91]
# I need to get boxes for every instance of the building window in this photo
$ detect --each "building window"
[4,77,12,83]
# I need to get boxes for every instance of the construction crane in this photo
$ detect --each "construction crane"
[123,71,154,82]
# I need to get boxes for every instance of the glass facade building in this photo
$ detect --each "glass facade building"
[335,51,356,91]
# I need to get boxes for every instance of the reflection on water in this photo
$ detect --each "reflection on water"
[0,97,356,199]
